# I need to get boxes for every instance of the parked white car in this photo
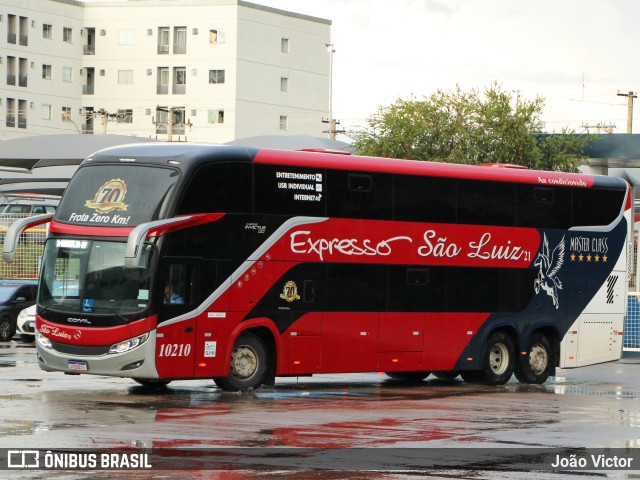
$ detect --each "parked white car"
[16,304,36,343]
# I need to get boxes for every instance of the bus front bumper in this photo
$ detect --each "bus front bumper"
[35,330,160,379]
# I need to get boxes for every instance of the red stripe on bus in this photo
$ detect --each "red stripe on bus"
[254,149,596,187]
[37,315,157,346]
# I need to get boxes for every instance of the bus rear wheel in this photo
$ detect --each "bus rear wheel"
[515,332,553,384]
[481,331,515,385]
[214,332,267,392]
[384,371,430,382]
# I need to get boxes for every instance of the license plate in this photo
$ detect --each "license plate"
[68,360,88,372]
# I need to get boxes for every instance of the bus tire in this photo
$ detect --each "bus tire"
[215,332,267,392]
[515,332,553,384]
[460,370,484,384]
[0,315,15,342]
[481,331,515,385]
[384,371,430,382]
[432,371,459,380]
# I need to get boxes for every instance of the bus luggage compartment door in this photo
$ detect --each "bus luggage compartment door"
[155,317,197,378]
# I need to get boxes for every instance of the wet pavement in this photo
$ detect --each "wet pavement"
[1,340,640,479]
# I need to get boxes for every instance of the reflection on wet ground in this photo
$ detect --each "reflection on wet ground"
[1,343,640,479]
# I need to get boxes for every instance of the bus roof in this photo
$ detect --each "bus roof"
[84,143,623,190]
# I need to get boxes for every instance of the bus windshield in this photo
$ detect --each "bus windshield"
[39,239,154,317]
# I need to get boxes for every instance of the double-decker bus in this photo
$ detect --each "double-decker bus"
[3,144,631,391]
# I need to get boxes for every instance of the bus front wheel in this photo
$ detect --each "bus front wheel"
[515,332,553,384]
[481,331,515,385]
[214,332,268,392]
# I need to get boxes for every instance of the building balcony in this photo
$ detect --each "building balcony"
[83,84,94,95]
[7,33,16,44]
[172,83,186,95]
[157,84,168,95]
[173,44,186,54]
[6,115,15,128]
[82,124,94,134]
[83,44,95,55]
[6,75,16,86]
[19,35,28,46]
[18,75,27,87]
[157,45,169,54]
[17,117,27,129]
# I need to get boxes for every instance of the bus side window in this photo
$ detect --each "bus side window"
[177,163,252,214]
[162,263,192,305]
[516,184,571,229]
[327,171,392,220]
[394,175,456,223]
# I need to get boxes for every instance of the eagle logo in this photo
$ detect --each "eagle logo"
[534,234,565,309]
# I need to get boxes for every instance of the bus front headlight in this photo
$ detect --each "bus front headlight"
[37,332,53,349]
[109,333,149,354]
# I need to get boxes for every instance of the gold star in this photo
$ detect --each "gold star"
[586,254,592,262]
[571,253,576,261]
[594,254,600,262]
[603,255,608,262]
[579,254,584,261]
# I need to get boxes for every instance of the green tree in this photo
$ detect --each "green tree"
[350,82,592,172]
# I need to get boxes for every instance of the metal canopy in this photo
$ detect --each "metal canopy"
[0,134,157,171]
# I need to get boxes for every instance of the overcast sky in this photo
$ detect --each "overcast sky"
[258,0,640,137]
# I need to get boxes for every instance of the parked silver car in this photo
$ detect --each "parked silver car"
[16,303,36,343]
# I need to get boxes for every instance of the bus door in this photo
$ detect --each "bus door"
[155,261,198,378]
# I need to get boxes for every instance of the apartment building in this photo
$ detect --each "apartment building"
[0,0,332,143]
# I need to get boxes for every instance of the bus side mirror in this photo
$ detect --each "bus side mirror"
[2,213,54,263]
[124,216,194,269]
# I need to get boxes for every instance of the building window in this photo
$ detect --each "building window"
[118,29,135,45]
[63,27,72,43]
[118,69,133,85]
[281,37,290,53]
[173,67,186,94]
[208,69,225,84]
[62,106,72,122]
[280,77,289,92]
[208,109,224,124]
[42,104,52,120]
[116,109,133,123]
[158,27,170,54]
[62,67,73,83]
[209,29,225,44]
[43,24,53,39]
[279,115,288,131]
[18,99,26,128]
[42,64,52,80]
[157,67,169,94]
[173,27,186,54]
[6,98,15,127]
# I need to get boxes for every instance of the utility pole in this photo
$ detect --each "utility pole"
[322,118,346,141]
[617,91,637,133]
[153,106,192,141]
[325,43,335,140]
[94,109,117,134]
